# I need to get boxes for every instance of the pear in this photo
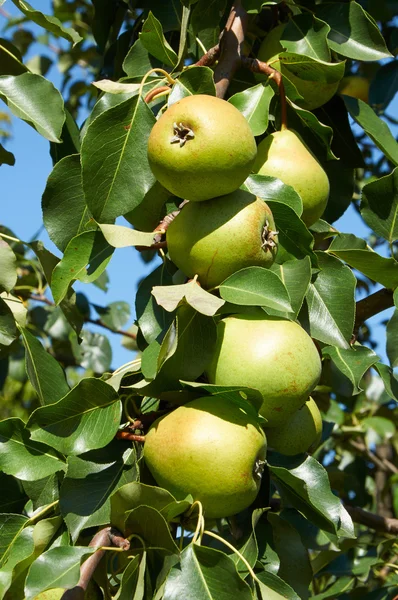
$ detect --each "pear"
[147,94,257,201]
[265,397,322,455]
[206,313,322,428]
[167,189,278,289]
[144,396,267,518]
[33,591,65,600]
[257,24,341,110]
[253,129,329,226]
[338,76,369,103]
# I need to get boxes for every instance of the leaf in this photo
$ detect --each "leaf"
[373,362,398,402]
[369,60,398,112]
[256,570,301,600]
[10,0,82,46]
[123,39,162,78]
[229,83,275,136]
[139,12,178,67]
[322,161,354,224]
[0,73,65,142]
[152,280,225,317]
[163,544,253,600]
[115,553,145,600]
[1,292,27,327]
[81,95,156,222]
[305,251,356,348]
[343,96,398,166]
[0,514,29,564]
[0,142,15,166]
[92,80,142,95]
[219,267,293,312]
[27,377,121,456]
[23,474,59,511]
[0,418,66,481]
[60,442,138,542]
[51,230,114,305]
[0,239,17,292]
[279,52,345,88]
[269,257,312,319]
[268,452,355,538]
[0,297,17,347]
[98,223,157,248]
[18,326,70,406]
[268,201,316,263]
[124,505,180,554]
[0,38,26,76]
[323,345,380,395]
[316,2,392,61]
[243,175,303,216]
[24,546,94,600]
[136,261,175,344]
[93,301,130,330]
[42,154,96,253]
[328,233,398,288]
[361,168,398,244]
[281,14,331,61]
[287,101,336,161]
[110,482,190,534]
[387,309,398,368]
[168,67,216,103]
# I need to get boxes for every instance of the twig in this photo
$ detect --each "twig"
[29,295,137,340]
[349,439,398,474]
[136,202,188,252]
[214,1,247,98]
[116,431,146,442]
[144,85,171,104]
[61,528,130,600]
[344,505,398,535]
[195,45,221,67]
[353,288,394,341]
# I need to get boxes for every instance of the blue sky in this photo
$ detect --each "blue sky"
[1,1,396,370]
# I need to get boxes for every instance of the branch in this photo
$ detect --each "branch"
[214,1,247,98]
[349,439,398,475]
[241,57,287,129]
[62,527,130,600]
[344,505,398,535]
[354,288,394,337]
[29,295,137,340]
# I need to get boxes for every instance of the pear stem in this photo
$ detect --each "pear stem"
[202,529,260,586]
[144,86,171,104]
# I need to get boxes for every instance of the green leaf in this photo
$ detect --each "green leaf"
[229,83,274,136]
[305,252,356,348]
[18,326,70,406]
[24,546,94,600]
[279,52,345,88]
[316,1,392,61]
[163,544,253,600]
[328,233,398,288]
[136,261,175,344]
[0,514,29,565]
[51,230,114,305]
[139,12,178,67]
[0,38,26,76]
[310,576,355,600]
[268,452,355,538]
[124,505,180,554]
[256,570,301,600]
[42,154,95,253]
[23,474,59,511]
[0,473,26,513]
[93,301,130,330]
[369,60,398,112]
[168,66,216,103]
[0,73,65,142]
[0,418,66,481]
[287,101,336,161]
[280,14,331,61]
[123,38,161,78]
[387,309,398,368]
[191,0,227,50]
[219,267,292,312]
[81,95,156,222]
[243,175,303,216]
[10,0,82,46]
[98,223,157,248]
[361,168,398,244]
[322,161,354,224]
[268,202,315,263]
[0,239,17,292]
[1,291,27,328]
[0,297,17,347]
[111,482,190,534]
[0,142,15,166]
[323,345,380,395]
[27,377,121,456]
[269,257,312,319]
[152,280,225,317]
[116,553,145,600]
[60,442,138,542]
[373,362,398,402]
[343,96,398,166]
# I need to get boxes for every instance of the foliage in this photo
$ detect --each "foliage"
[0,0,398,599]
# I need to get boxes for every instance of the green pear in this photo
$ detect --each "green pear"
[147,94,257,201]
[253,129,329,226]
[34,590,65,600]
[265,397,322,455]
[167,189,278,289]
[206,313,322,428]
[144,396,267,518]
[256,24,341,110]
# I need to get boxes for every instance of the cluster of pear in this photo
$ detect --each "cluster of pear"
[144,94,324,519]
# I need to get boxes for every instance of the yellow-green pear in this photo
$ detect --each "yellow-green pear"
[33,590,65,600]
[147,94,257,201]
[257,24,341,110]
[265,397,322,455]
[338,76,369,103]
[167,189,278,288]
[206,314,322,428]
[144,396,267,518]
[253,129,329,226]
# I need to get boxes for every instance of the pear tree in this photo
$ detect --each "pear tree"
[0,1,397,599]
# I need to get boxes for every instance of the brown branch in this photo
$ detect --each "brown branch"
[116,431,146,442]
[29,295,137,340]
[136,201,189,252]
[354,288,394,339]
[214,1,247,98]
[349,439,398,475]
[196,45,221,67]
[344,505,398,535]
[61,527,130,600]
